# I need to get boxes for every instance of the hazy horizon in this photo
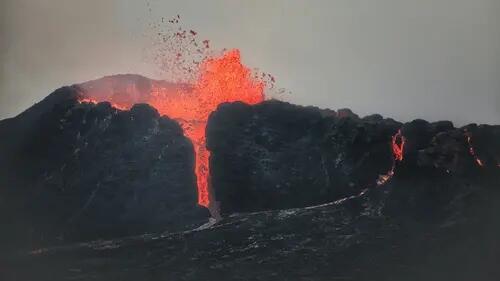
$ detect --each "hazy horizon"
[1,0,499,125]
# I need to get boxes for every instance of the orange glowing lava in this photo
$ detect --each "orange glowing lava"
[79,49,265,208]
[79,97,129,111]
[465,134,484,167]
[147,49,264,207]
[392,129,405,162]
[377,129,406,186]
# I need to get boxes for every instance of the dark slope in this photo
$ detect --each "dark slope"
[1,75,499,281]
[0,85,207,251]
[3,171,499,281]
[207,100,500,213]
[206,101,400,213]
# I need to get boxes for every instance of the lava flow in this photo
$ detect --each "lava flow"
[465,134,484,167]
[79,49,265,209]
[377,129,406,186]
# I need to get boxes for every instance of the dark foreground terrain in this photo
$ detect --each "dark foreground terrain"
[1,75,499,281]
[3,173,500,281]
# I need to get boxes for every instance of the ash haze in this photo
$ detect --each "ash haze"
[0,0,499,125]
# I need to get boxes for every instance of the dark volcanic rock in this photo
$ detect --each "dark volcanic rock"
[207,101,500,214]
[0,86,207,250]
[463,124,500,168]
[1,75,500,281]
[207,100,402,214]
[4,171,499,281]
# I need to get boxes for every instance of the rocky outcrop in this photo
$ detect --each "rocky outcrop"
[207,101,500,214]
[0,86,207,250]
[2,84,498,250]
[1,75,499,281]
[206,101,400,213]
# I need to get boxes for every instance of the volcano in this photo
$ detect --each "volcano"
[77,50,265,212]
[1,72,499,280]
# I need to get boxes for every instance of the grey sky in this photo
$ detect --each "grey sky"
[1,0,499,125]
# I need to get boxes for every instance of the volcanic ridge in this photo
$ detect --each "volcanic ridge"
[0,73,499,281]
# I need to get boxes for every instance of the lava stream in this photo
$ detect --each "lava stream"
[377,129,406,186]
[465,134,484,167]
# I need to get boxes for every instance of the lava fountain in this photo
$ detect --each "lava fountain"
[147,49,264,208]
[78,16,271,212]
[79,49,265,211]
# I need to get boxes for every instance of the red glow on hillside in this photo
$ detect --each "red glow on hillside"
[79,49,265,208]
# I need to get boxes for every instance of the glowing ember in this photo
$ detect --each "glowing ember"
[78,49,265,209]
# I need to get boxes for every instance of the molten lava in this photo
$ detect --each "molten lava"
[377,129,406,186]
[465,134,484,167]
[79,49,265,208]
[79,97,129,111]
[147,49,264,207]
[391,129,405,162]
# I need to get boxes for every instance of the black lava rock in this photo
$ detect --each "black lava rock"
[206,100,402,214]
[0,86,207,250]
[1,75,500,281]
[207,101,500,214]
[4,168,499,281]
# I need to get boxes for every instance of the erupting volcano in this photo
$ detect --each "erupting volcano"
[79,49,265,209]
[76,17,272,210]
[3,4,500,280]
